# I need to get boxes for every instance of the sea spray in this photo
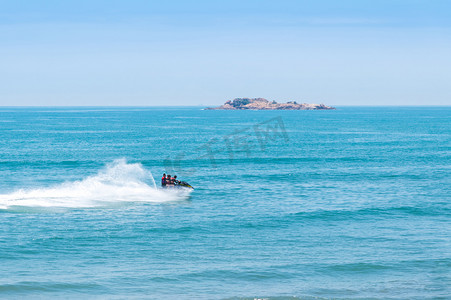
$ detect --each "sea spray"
[0,159,190,210]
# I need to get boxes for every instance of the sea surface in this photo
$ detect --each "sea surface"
[0,106,450,299]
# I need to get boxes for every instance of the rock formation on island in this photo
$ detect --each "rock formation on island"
[205,98,335,110]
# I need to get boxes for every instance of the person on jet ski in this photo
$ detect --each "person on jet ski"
[161,173,167,187]
[173,175,180,185]
[166,175,174,186]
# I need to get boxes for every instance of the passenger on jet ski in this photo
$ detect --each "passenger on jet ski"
[161,173,167,187]
[166,175,173,186]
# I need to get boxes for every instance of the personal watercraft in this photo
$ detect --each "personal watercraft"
[176,181,194,189]
[163,181,194,189]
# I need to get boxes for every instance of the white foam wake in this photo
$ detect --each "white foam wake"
[0,159,192,210]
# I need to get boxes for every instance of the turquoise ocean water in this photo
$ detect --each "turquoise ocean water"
[0,107,450,299]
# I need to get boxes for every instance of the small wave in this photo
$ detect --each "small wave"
[0,281,103,293]
[0,159,192,210]
[291,205,451,220]
[223,296,312,300]
[235,205,451,230]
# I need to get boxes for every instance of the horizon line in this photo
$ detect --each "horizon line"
[0,104,450,108]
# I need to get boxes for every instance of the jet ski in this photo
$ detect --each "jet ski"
[163,181,194,189]
[176,181,194,189]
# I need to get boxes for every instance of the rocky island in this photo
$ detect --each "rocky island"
[205,98,335,110]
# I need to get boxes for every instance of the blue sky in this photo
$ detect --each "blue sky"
[0,0,450,106]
